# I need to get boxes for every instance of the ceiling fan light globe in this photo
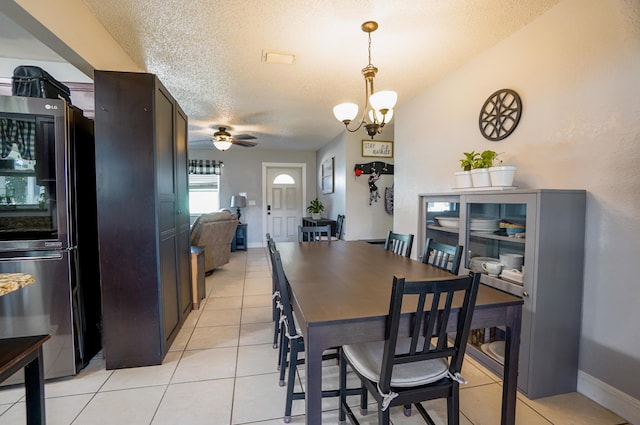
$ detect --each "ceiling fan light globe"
[369,90,398,112]
[213,140,232,151]
[333,103,358,123]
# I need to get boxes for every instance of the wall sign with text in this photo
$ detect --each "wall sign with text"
[362,140,393,158]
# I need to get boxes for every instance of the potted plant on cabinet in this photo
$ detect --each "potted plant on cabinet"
[488,155,517,187]
[455,151,477,188]
[469,150,496,188]
[307,198,324,220]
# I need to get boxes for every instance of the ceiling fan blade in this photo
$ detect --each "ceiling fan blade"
[232,139,258,147]
[233,133,257,140]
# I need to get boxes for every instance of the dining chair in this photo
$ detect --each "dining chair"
[332,214,345,240]
[421,238,464,275]
[383,230,414,257]
[265,234,281,353]
[269,244,360,422]
[298,224,332,242]
[338,272,481,425]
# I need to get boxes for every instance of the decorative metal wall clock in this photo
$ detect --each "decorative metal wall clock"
[479,88,522,141]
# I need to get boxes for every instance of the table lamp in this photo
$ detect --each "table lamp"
[230,195,247,223]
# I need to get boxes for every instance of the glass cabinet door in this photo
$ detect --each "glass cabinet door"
[462,193,536,366]
[420,195,461,262]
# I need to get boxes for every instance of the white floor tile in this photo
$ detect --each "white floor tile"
[44,356,113,398]
[236,343,280,376]
[171,347,237,383]
[197,308,242,327]
[73,386,165,425]
[187,325,240,349]
[100,352,181,391]
[241,305,273,324]
[151,378,234,425]
[232,372,305,424]
[239,322,275,346]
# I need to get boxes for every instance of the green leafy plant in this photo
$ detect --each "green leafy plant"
[459,151,479,171]
[306,198,324,214]
[472,150,501,169]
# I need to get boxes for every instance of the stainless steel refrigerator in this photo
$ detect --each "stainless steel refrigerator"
[0,95,101,383]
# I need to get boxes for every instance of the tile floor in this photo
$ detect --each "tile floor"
[0,248,630,425]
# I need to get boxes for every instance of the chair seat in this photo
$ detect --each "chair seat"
[343,337,449,388]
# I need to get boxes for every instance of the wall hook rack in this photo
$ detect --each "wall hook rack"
[354,161,394,176]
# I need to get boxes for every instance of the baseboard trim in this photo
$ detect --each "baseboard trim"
[578,370,640,424]
[247,242,263,249]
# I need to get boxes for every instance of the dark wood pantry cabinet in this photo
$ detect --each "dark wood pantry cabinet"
[94,71,191,369]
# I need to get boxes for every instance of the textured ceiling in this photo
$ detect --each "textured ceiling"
[6,1,562,151]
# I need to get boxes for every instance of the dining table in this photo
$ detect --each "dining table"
[277,240,523,425]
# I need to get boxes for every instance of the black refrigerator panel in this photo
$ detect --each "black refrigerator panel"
[0,249,76,384]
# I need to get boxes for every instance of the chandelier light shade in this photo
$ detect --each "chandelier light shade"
[333,21,398,139]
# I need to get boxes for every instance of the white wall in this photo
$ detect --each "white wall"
[317,135,346,223]
[394,0,640,418]
[344,129,395,241]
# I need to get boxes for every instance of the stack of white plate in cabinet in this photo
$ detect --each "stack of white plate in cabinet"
[481,340,505,365]
[469,218,500,233]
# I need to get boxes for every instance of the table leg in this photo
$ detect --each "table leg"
[501,304,522,425]
[24,346,46,425]
[304,331,324,425]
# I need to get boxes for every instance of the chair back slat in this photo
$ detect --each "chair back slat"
[384,230,414,257]
[269,245,299,339]
[377,272,481,393]
[335,214,345,240]
[298,225,332,242]
[422,238,463,274]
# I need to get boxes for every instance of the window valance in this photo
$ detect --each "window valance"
[188,159,222,175]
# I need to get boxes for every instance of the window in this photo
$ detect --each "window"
[273,173,295,184]
[189,174,220,214]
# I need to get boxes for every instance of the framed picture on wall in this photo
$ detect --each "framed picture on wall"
[362,140,393,158]
[321,157,334,194]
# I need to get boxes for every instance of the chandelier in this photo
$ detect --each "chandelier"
[212,127,233,151]
[333,21,398,139]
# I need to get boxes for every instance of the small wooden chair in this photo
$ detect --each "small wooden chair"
[298,225,332,242]
[383,230,414,257]
[422,238,463,275]
[338,272,481,425]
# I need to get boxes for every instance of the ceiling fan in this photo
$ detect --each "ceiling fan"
[189,126,258,151]
[211,127,258,151]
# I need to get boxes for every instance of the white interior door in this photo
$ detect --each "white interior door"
[266,166,303,242]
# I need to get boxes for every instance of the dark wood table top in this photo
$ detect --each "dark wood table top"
[277,240,522,325]
[0,335,50,378]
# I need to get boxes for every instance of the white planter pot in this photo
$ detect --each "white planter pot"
[311,212,321,220]
[454,171,473,189]
[489,166,517,187]
[470,168,491,188]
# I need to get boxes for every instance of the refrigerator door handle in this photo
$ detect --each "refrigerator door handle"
[0,250,63,262]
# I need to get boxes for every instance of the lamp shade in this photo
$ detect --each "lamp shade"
[333,103,359,122]
[213,140,232,151]
[369,90,398,111]
[230,195,247,208]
